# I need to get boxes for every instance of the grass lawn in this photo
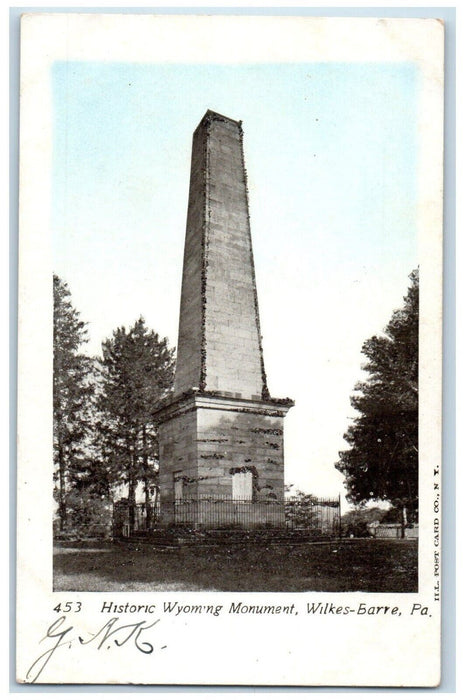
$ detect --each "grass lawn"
[54,538,417,592]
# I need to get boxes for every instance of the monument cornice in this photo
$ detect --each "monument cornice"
[154,389,294,425]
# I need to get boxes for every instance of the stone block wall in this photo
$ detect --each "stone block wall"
[196,407,285,501]
[158,408,199,508]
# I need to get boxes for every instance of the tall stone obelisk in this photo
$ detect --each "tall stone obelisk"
[156,110,293,525]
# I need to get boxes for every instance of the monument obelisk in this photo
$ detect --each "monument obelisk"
[156,110,293,525]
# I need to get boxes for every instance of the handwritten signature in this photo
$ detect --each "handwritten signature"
[26,616,165,683]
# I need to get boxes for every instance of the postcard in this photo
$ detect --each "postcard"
[17,14,443,685]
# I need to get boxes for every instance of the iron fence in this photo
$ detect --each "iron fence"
[114,496,340,536]
[168,497,286,529]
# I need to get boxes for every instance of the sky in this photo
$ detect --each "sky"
[52,61,418,508]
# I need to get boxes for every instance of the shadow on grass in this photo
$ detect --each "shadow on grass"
[53,539,418,593]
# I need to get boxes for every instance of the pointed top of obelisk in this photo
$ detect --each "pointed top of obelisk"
[195,109,242,132]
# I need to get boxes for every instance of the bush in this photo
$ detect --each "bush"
[340,506,389,538]
[55,488,112,539]
[285,491,319,530]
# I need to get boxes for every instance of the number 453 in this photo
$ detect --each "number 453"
[53,602,82,613]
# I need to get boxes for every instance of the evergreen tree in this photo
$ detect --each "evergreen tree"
[335,269,419,530]
[53,274,94,530]
[65,356,111,497]
[99,318,175,530]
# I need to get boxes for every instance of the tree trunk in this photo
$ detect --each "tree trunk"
[58,437,67,531]
[400,505,406,539]
[142,425,151,530]
[154,484,159,515]
[127,439,136,534]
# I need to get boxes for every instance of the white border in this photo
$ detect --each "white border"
[16,13,444,687]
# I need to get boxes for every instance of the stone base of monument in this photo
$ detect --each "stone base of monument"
[155,390,294,529]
